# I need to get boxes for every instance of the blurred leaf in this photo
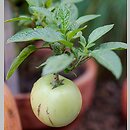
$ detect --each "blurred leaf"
[88,24,114,44]
[60,40,73,48]
[69,4,79,22]
[79,34,86,47]
[91,49,122,79]
[67,25,87,41]
[45,0,52,7]
[26,0,45,7]
[42,54,74,75]
[7,27,64,43]
[5,16,32,23]
[30,6,52,19]
[97,42,127,50]
[6,45,37,80]
[76,14,101,28]
[61,0,83,3]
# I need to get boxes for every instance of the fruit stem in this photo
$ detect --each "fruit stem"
[52,73,64,89]
[54,73,60,82]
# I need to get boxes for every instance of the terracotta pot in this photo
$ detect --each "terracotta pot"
[15,58,98,130]
[121,78,127,119]
[4,83,22,130]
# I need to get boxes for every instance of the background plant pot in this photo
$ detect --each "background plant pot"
[18,43,52,93]
[15,58,98,130]
[121,78,127,119]
[4,83,22,130]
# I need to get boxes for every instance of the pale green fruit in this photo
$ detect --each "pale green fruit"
[30,74,82,127]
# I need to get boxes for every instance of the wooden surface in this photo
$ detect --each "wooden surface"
[4,83,22,130]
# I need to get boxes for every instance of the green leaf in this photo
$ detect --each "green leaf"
[54,3,71,32]
[6,45,37,80]
[42,54,74,75]
[79,35,86,47]
[97,42,127,50]
[26,0,45,7]
[88,24,114,44]
[76,15,101,28]
[60,40,73,48]
[87,43,96,48]
[67,25,87,41]
[30,7,52,18]
[61,0,83,3]
[69,4,78,22]
[5,16,32,23]
[7,27,64,43]
[91,50,122,79]
[45,0,52,7]
[30,6,54,24]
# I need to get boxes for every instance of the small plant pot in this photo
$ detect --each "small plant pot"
[15,58,98,130]
[4,83,22,130]
[121,78,127,119]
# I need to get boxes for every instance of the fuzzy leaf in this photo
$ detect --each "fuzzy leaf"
[69,4,78,22]
[6,45,37,80]
[26,0,45,6]
[30,7,52,18]
[5,16,32,23]
[42,54,74,75]
[55,3,71,32]
[91,49,122,79]
[76,15,101,28]
[88,24,114,44]
[97,42,127,50]
[7,27,64,43]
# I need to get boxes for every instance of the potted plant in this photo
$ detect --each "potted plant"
[5,0,127,129]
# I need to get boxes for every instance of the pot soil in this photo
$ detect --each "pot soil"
[74,79,127,130]
[4,83,22,130]
[15,58,98,130]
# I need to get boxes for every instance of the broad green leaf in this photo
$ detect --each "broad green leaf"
[26,0,45,6]
[5,16,32,23]
[88,24,114,44]
[97,42,127,50]
[6,45,37,80]
[91,50,122,79]
[76,15,101,28]
[42,54,74,75]
[7,27,64,43]
[60,40,73,48]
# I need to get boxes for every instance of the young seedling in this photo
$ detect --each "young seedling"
[5,0,127,127]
